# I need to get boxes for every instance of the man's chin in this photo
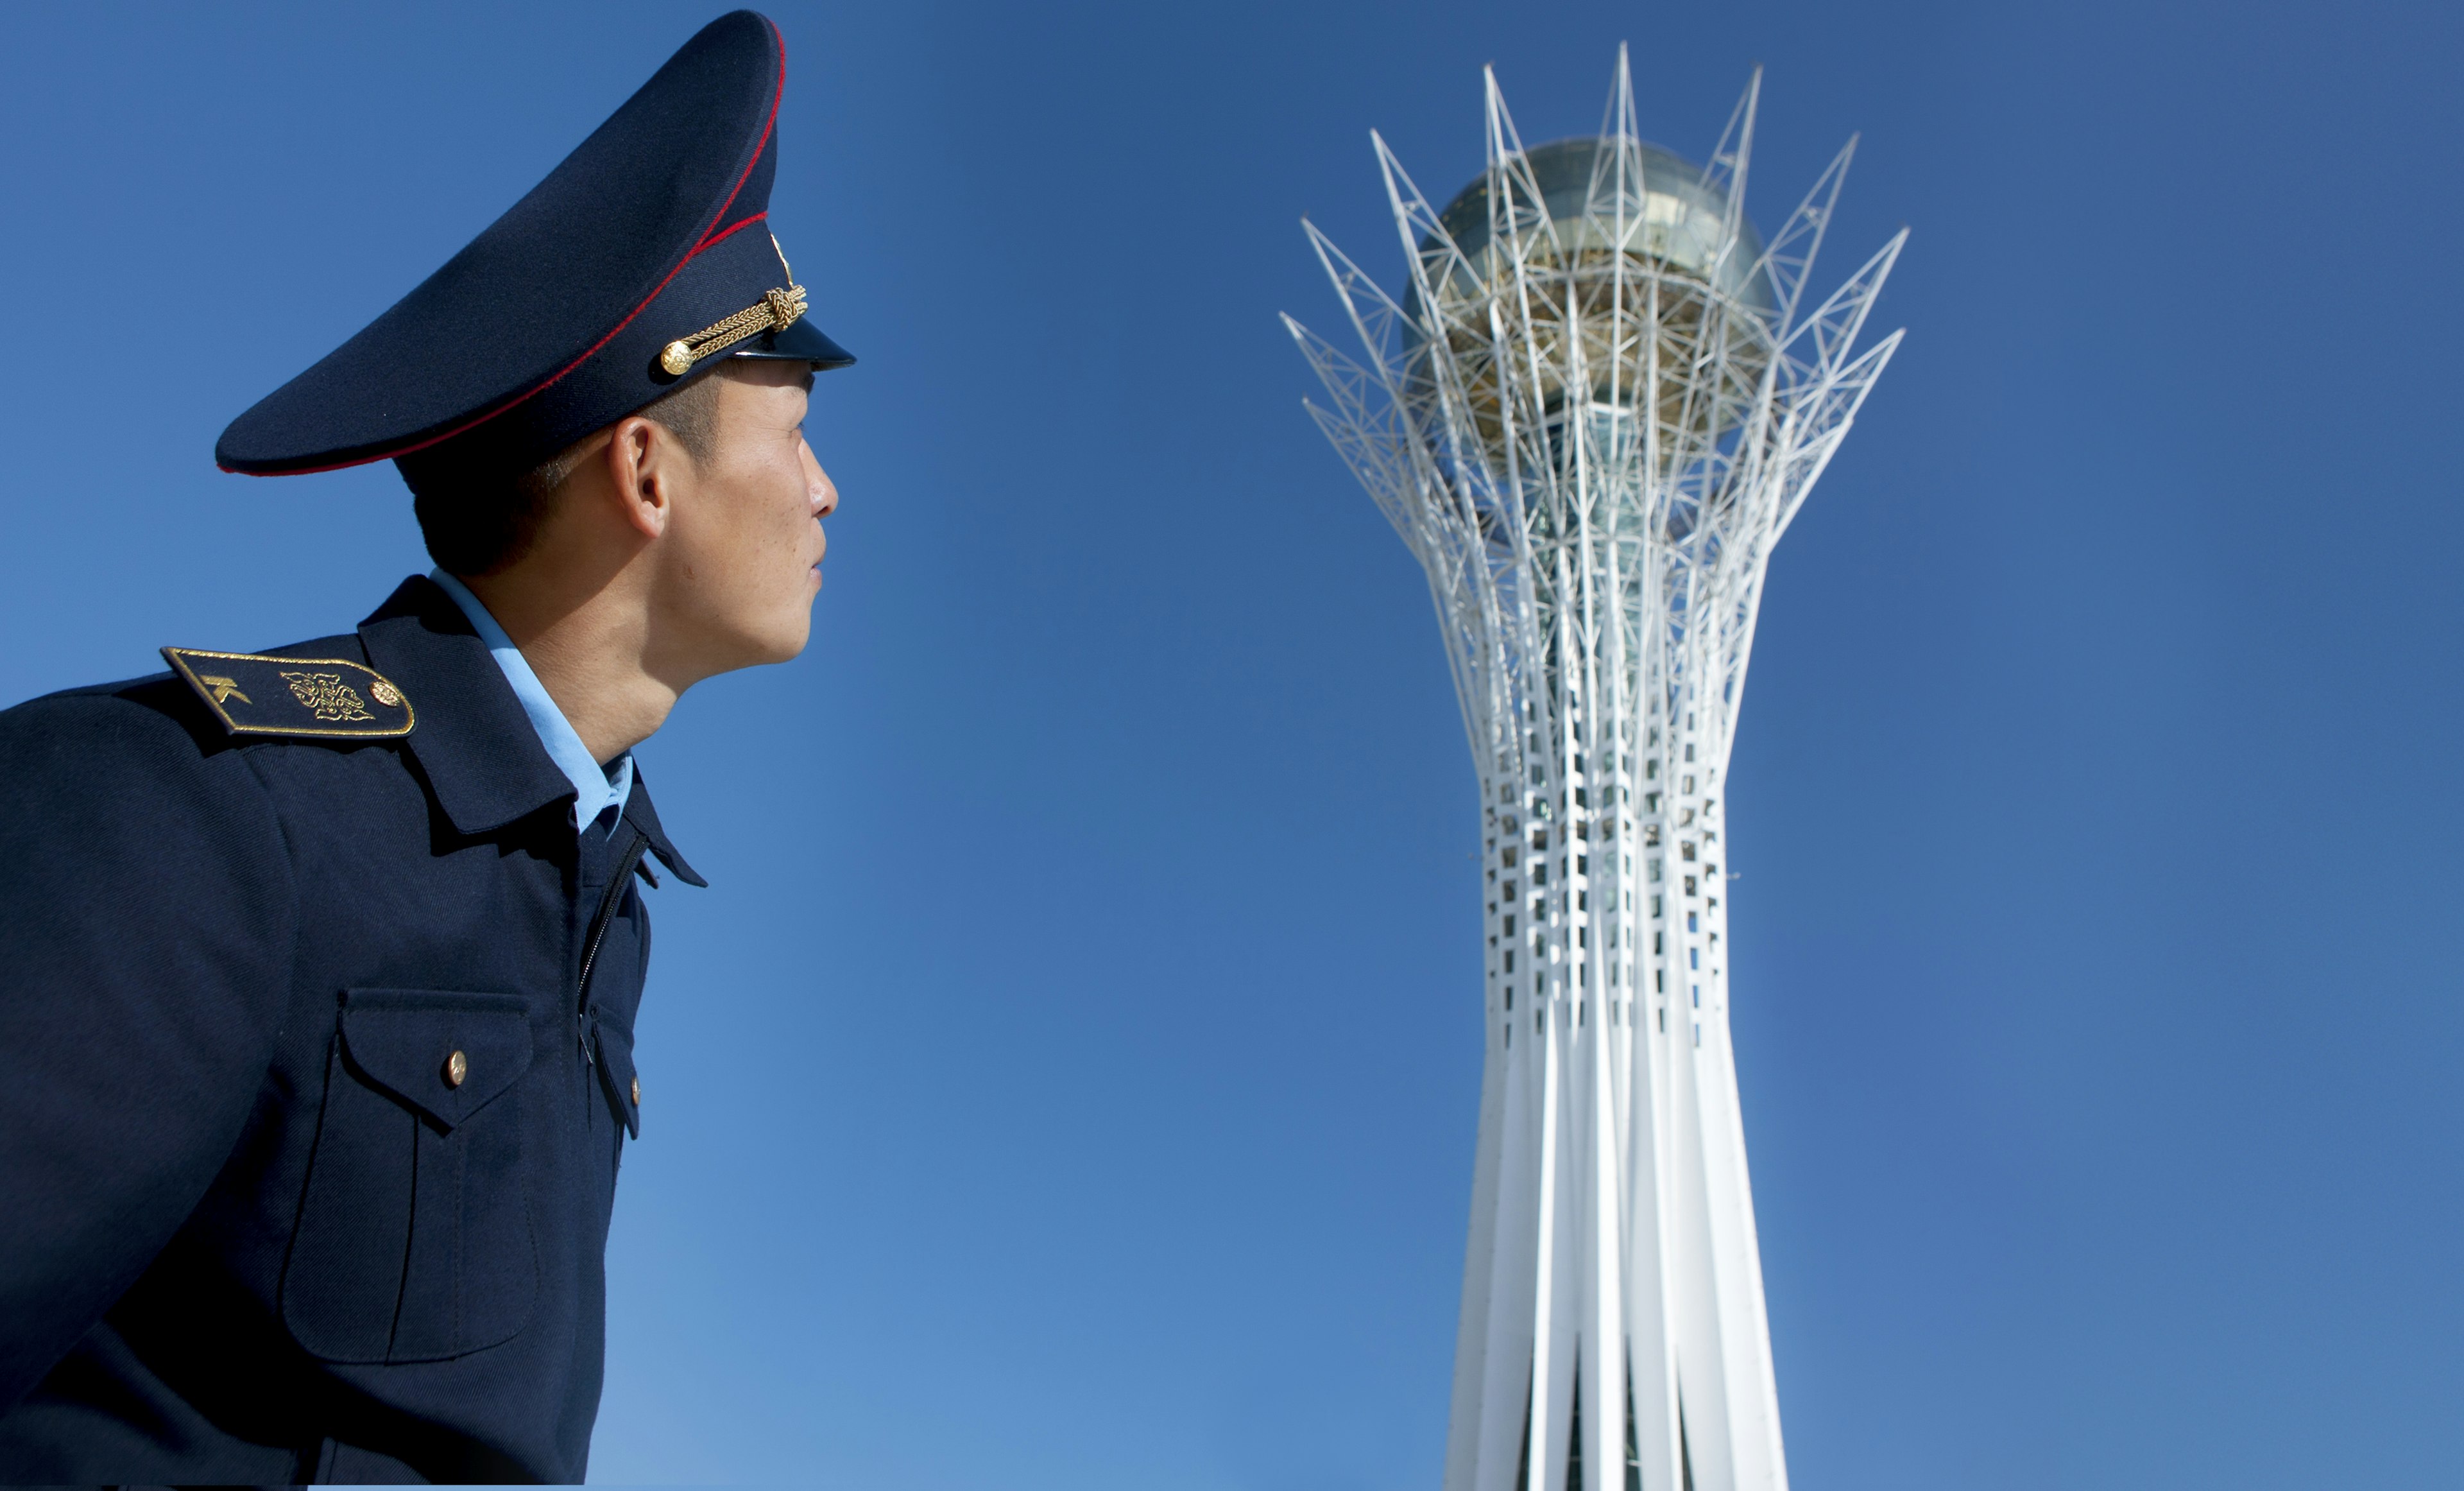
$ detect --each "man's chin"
[696,612,814,676]
[769,610,816,664]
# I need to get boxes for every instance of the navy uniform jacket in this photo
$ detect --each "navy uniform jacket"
[0,575,702,1483]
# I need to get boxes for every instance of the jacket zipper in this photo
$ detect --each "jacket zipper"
[575,830,649,1066]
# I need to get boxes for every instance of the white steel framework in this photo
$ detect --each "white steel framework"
[1285,52,1903,1491]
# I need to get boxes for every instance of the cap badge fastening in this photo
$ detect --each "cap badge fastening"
[659,284,809,376]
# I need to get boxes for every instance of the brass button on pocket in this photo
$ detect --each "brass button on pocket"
[444,1049,468,1088]
[630,1075,641,1107]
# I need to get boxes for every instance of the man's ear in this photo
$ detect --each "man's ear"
[600,415,682,541]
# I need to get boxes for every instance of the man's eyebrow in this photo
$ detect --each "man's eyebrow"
[798,370,816,394]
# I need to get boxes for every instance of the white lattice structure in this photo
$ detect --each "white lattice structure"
[1285,51,1903,1491]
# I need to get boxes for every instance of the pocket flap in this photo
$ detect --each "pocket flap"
[339,989,532,1131]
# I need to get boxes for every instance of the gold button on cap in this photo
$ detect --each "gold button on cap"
[444,1049,468,1088]
[631,1076,641,1107]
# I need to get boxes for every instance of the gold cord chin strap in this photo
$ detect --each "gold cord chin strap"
[658,282,809,375]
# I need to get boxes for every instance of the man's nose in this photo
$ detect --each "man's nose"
[803,441,836,517]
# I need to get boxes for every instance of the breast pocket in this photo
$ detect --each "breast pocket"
[282,988,538,1364]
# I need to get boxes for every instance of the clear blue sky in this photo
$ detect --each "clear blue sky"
[4,1,2460,1485]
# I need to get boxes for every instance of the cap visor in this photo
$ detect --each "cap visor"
[729,318,855,369]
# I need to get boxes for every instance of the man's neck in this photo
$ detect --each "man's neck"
[459,567,676,764]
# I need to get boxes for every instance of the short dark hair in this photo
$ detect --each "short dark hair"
[402,368,728,576]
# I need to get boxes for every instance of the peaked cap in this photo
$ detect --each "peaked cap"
[216,10,851,479]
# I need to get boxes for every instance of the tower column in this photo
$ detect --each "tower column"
[1288,48,1905,1491]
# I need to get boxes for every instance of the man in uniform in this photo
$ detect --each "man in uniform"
[0,12,853,1481]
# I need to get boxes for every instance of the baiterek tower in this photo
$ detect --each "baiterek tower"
[1284,51,1904,1491]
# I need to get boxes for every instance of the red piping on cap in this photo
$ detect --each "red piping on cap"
[221,18,789,478]
[692,209,773,254]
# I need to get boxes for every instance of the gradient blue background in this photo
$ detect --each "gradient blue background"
[4,1,2459,1485]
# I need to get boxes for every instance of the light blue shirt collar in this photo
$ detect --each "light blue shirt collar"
[429,570,634,832]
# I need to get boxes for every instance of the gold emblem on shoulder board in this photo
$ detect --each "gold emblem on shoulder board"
[280,671,374,723]
[163,647,415,739]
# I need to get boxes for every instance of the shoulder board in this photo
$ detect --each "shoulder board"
[161,647,415,739]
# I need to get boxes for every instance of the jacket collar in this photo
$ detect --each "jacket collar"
[623,766,706,887]
[357,575,702,885]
